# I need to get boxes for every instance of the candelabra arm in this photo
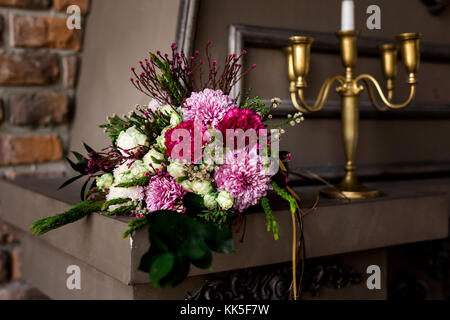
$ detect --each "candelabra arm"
[356,74,416,110]
[290,75,345,113]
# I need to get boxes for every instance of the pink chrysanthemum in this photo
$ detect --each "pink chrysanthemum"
[182,88,236,128]
[164,120,210,163]
[214,148,273,212]
[145,174,186,212]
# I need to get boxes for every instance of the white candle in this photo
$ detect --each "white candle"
[341,0,355,31]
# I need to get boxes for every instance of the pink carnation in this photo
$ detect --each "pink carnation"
[182,88,236,128]
[214,148,273,212]
[145,174,186,212]
[217,108,266,150]
[164,120,210,163]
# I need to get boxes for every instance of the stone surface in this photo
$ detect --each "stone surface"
[0,135,63,165]
[0,53,59,86]
[0,0,50,9]
[53,0,89,15]
[11,92,69,125]
[9,14,81,50]
[62,55,78,88]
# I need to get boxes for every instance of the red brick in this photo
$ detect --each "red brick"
[9,14,81,50]
[0,0,50,9]
[0,16,3,45]
[54,0,89,15]
[10,246,22,281]
[0,99,3,123]
[11,92,69,125]
[0,250,11,283]
[0,219,21,244]
[0,135,63,165]
[0,53,59,86]
[62,55,78,88]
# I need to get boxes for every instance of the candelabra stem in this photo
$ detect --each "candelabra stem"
[321,94,380,199]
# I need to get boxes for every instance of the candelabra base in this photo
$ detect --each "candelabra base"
[320,176,381,199]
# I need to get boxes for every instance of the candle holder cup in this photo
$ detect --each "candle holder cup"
[284,31,422,199]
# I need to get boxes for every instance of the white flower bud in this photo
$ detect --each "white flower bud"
[203,193,217,210]
[180,180,193,191]
[167,162,185,179]
[216,190,234,210]
[192,180,213,196]
[130,160,149,179]
[143,149,165,173]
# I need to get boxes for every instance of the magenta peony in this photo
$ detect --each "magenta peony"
[214,148,273,212]
[182,88,236,128]
[145,174,186,212]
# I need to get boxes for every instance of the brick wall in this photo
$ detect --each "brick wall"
[0,0,90,299]
[0,0,89,178]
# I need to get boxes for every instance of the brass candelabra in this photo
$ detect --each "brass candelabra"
[284,31,422,199]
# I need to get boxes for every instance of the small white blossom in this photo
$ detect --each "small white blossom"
[96,173,113,190]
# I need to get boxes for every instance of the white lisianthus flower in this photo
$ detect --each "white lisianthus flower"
[167,162,185,179]
[216,190,234,210]
[180,180,193,191]
[116,126,149,156]
[143,149,165,173]
[203,193,217,210]
[192,180,213,196]
[96,173,113,190]
[113,161,133,184]
[130,160,149,179]
[170,112,182,127]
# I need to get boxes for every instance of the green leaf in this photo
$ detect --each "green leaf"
[182,193,206,217]
[72,151,84,162]
[58,174,83,190]
[138,211,234,288]
[83,142,95,154]
[149,252,175,288]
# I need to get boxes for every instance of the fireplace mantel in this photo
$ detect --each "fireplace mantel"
[0,177,448,299]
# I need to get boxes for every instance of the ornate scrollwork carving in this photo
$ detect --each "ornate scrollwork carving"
[186,259,362,300]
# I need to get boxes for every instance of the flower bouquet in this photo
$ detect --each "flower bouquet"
[30,41,305,291]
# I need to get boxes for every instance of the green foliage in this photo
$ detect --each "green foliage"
[271,181,297,214]
[138,211,234,288]
[30,200,103,235]
[149,53,186,106]
[99,114,129,145]
[240,95,271,119]
[122,217,149,238]
[261,197,279,240]
[101,198,132,211]
[115,176,150,188]
[105,205,137,217]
